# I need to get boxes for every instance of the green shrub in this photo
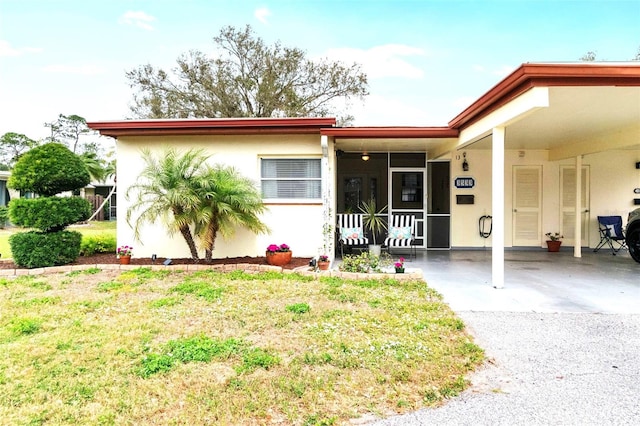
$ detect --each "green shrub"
[9,197,92,231]
[7,143,90,196]
[0,206,8,228]
[9,230,82,268]
[80,233,117,256]
[339,252,392,273]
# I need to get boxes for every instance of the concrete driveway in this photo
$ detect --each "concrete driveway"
[373,249,640,425]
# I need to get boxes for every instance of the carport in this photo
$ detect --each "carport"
[435,63,640,288]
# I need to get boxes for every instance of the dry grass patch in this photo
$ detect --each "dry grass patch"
[0,268,483,425]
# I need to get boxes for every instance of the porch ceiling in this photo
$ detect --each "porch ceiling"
[464,86,640,159]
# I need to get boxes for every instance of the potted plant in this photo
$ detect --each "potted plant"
[265,243,292,266]
[317,254,330,270]
[394,257,405,273]
[545,232,563,252]
[117,245,133,264]
[358,199,388,257]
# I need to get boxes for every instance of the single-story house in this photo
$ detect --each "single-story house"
[88,62,640,287]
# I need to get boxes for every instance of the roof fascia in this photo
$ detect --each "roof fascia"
[87,117,336,138]
[322,127,458,139]
[449,63,640,130]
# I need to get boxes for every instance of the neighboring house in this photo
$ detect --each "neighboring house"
[88,62,640,286]
[0,171,18,208]
[0,170,115,219]
[82,178,117,220]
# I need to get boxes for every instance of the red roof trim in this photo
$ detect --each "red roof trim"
[449,63,640,129]
[322,127,458,138]
[87,117,336,137]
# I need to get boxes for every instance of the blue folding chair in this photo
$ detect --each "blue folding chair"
[593,216,627,255]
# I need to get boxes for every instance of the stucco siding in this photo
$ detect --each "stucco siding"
[450,148,640,249]
[117,134,324,259]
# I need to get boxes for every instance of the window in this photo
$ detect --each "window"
[261,158,321,200]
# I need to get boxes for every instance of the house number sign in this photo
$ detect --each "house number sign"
[454,176,475,189]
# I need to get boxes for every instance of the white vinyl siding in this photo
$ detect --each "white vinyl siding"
[261,158,321,200]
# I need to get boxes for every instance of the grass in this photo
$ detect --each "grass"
[0,268,484,425]
[0,220,116,260]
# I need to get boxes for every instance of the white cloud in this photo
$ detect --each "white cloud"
[349,94,434,126]
[324,44,426,79]
[0,40,42,57]
[118,11,156,31]
[451,96,477,111]
[42,64,105,75]
[492,65,516,77]
[254,7,271,24]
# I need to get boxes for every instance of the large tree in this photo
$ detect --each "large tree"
[0,132,38,169]
[45,114,95,154]
[126,25,368,121]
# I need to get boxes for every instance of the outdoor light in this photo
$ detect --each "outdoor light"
[361,152,370,161]
[163,258,172,266]
[151,254,157,264]
[462,152,469,171]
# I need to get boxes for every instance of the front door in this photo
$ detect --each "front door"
[560,165,590,247]
[389,169,426,248]
[512,166,542,246]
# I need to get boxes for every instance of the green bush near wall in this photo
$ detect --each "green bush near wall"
[79,233,117,256]
[9,230,82,268]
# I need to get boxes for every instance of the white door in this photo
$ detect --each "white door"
[512,166,542,246]
[560,165,590,247]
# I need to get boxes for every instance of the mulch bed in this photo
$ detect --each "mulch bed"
[0,253,313,270]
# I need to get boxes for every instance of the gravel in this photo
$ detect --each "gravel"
[374,311,640,426]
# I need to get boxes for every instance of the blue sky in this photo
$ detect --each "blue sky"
[0,0,639,141]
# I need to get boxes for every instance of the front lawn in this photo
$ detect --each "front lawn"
[0,268,483,425]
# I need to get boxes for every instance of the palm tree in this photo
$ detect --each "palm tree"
[195,165,270,262]
[80,152,105,182]
[126,148,207,259]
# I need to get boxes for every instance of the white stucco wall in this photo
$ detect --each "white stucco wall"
[117,134,326,259]
[450,148,640,249]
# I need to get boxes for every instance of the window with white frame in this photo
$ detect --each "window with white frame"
[260,158,321,200]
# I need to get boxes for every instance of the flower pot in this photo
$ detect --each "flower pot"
[395,267,405,273]
[318,260,330,271]
[266,251,292,266]
[546,240,562,252]
[119,255,131,265]
[368,244,382,257]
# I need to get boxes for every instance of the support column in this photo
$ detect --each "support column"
[320,135,333,259]
[574,155,582,258]
[492,127,505,289]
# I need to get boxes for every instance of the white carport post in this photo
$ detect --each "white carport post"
[574,155,583,258]
[492,127,505,289]
[320,135,333,260]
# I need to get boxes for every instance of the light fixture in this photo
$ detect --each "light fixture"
[151,254,157,264]
[361,152,370,161]
[462,152,469,171]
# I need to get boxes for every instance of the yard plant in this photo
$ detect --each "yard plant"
[0,268,483,424]
[7,143,91,268]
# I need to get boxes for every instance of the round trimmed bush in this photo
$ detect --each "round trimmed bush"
[9,197,92,231]
[7,143,90,196]
[9,230,82,268]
